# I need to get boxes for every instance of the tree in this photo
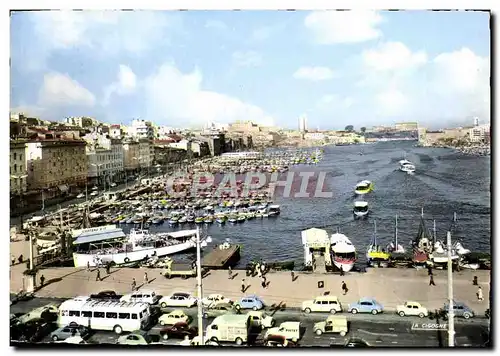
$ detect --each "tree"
[360,127,366,133]
[345,125,354,132]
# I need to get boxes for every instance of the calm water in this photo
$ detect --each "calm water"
[140,141,492,267]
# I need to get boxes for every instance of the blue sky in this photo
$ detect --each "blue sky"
[10,10,490,130]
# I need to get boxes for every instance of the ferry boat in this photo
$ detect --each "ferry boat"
[399,159,416,174]
[354,180,373,195]
[72,227,206,267]
[353,201,369,218]
[330,233,356,272]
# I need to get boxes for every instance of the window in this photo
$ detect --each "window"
[211,325,218,330]
[139,312,143,319]
[329,301,337,305]
[94,311,105,318]
[20,153,23,160]
[82,311,92,318]
[119,313,130,319]
[106,312,118,319]
[69,310,81,317]
[13,153,16,160]
[131,314,138,320]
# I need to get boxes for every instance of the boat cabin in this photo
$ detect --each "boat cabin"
[301,228,333,270]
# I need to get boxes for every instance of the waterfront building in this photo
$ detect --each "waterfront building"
[469,124,490,143]
[395,122,419,132]
[10,140,28,196]
[122,140,141,173]
[25,138,87,197]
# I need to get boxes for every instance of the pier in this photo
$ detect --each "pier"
[201,244,241,269]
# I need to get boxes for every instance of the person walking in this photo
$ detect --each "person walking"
[429,274,435,286]
[291,271,295,282]
[95,269,101,282]
[473,276,478,286]
[132,278,137,291]
[144,272,149,285]
[87,261,91,272]
[228,267,232,280]
[477,286,484,301]
[105,263,111,275]
[261,276,267,288]
[339,265,344,276]
[341,281,348,295]
[40,274,45,287]
[241,278,246,293]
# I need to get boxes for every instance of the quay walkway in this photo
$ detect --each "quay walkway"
[10,259,490,315]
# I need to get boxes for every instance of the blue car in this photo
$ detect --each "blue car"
[234,295,265,311]
[348,298,383,315]
[441,302,474,319]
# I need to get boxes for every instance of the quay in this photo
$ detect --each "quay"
[201,244,241,269]
[10,261,490,315]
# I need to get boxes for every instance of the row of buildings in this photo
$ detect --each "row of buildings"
[418,118,490,146]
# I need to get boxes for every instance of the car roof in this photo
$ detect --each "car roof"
[358,297,376,302]
[169,309,186,315]
[173,292,190,297]
[244,295,259,299]
[133,290,155,294]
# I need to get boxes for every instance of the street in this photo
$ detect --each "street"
[10,296,490,347]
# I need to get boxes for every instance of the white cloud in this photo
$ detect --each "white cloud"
[362,42,428,71]
[293,66,336,81]
[232,51,263,67]
[305,10,383,44]
[144,63,274,127]
[205,20,227,30]
[38,72,96,107]
[103,65,137,104]
[376,89,408,116]
[316,94,355,110]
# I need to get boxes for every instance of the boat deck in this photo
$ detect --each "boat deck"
[202,244,241,269]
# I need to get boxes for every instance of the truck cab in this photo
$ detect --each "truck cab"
[246,311,275,329]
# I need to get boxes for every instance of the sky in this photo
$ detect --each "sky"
[10,10,490,130]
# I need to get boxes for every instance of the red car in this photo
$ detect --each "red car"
[159,322,198,341]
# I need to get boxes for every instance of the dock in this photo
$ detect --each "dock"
[202,244,241,269]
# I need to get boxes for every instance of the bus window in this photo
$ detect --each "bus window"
[106,312,118,319]
[131,314,138,320]
[139,312,143,319]
[82,311,92,318]
[118,313,130,319]
[69,310,81,317]
[94,311,105,318]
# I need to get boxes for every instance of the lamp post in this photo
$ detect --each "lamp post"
[196,227,212,345]
[447,231,455,347]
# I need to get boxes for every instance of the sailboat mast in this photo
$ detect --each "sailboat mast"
[454,212,457,222]
[421,207,424,218]
[374,220,377,247]
[433,220,436,243]
[395,214,398,248]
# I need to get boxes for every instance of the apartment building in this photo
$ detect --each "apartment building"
[10,140,28,196]
[123,140,141,172]
[138,139,154,168]
[25,139,87,197]
[129,119,154,139]
[469,124,490,143]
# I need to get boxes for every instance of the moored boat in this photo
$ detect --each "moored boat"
[330,233,356,272]
[399,159,416,174]
[353,201,369,218]
[366,221,390,267]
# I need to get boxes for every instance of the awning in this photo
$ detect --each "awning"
[73,230,126,245]
[59,185,69,192]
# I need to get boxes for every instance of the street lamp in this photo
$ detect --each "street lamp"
[447,231,455,347]
[196,227,212,345]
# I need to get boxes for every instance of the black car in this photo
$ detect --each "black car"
[11,320,57,343]
[159,322,198,340]
[89,290,122,300]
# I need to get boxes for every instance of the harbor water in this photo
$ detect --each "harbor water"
[132,141,491,267]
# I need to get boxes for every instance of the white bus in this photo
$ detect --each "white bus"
[57,299,151,334]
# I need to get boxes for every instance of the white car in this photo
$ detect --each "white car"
[90,191,99,196]
[158,309,191,326]
[110,183,117,187]
[396,301,428,318]
[159,292,197,308]
[76,193,85,199]
[201,294,231,307]
[120,290,161,305]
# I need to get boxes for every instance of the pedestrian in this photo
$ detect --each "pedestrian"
[132,278,137,291]
[477,286,484,301]
[261,263,266,274]
[18,254,23,264]
[257,269,262,278]
[341,281,348,295]
[106,263,111,275]
[427,265,432,276]
[95,269,101,282]
[473,276,478,286]
[144,272,149,285]
[241,278,246,293]
[40,274,45,287]
[255,263,260,277]
[11,255,15,266]
[339,265,344,276]
[261,276,266,288]
[291,271,295,282]
[87,261,91,272]
[429,274,435,286]
[228,267,232,280]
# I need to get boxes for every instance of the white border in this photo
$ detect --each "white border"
[4,1,496,355]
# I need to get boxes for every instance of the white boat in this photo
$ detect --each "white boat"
[399,159,416,174]
[354,180,373,195]
[353,201,369,218]
[430,241,460,264]
[330,233,356,272]
[72,228,207,267]
[366,221,390,267]
[386,215,405,253]
[459,262,480,270]
[454,242,471,255]
[268,204,281,216]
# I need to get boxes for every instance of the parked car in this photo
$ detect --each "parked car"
[50,325,89,341]
[202,294,232,307]
[120,290,161,305]
[348,298,383,315]
[203,302,238,319]
[116,331,155,345]
[17,304,59,324]
[234,295,265,311]
[264,321,301,343]
[159,310,191,326]
[441,302,474,319]
[90,191,99,196]
[247,310,275,329]
[159,292,197,308]
[397,301,428,318]
[313,315,348,336]
[302,295,343,314]
[159,322,198,340]
[90,290,122,301]
[11,320,57,343]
